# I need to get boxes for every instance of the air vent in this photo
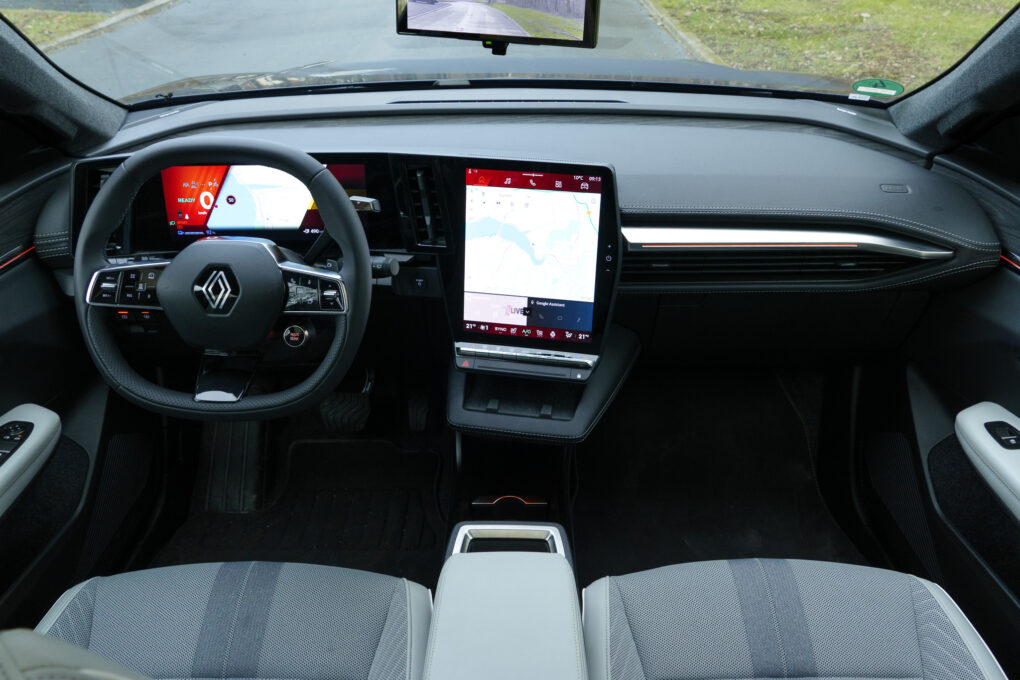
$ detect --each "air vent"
[404,165,446,248]
[621,249,919,286]
[82,168,125,257]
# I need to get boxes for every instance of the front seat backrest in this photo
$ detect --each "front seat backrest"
[0,629,152,680]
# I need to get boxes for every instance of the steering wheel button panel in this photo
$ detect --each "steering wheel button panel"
[319,280,344,310]
[91,271,121,303]
[281,263,348,315]
[87,262,170,310]
[284,273,319,311]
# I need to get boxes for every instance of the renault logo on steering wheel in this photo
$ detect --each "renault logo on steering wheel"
[193,266,240,314]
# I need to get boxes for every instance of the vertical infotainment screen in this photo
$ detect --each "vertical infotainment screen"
[462,168,602,343]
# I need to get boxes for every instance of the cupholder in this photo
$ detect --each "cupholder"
[451,523,566,557]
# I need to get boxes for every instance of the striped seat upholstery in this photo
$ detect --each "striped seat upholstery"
[36,562,431,680]
[582,558,1007,680]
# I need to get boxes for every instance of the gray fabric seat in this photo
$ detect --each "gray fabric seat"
[35,561,432,680]
[583,558,1007,680]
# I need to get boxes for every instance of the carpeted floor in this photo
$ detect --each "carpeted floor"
[152,439,446,588]
[571,370,865,587]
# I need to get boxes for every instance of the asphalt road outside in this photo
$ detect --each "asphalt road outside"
[3,0,148,8]
[45,0,690,100]
[408,1,527,38]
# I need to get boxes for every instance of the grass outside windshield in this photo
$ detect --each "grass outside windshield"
[654,0,1016,92]
[0,0,1016,102]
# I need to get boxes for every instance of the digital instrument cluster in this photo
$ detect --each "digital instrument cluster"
[71,156,402,256]
[160,164,366,243]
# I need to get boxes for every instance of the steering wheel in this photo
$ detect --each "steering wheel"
[73,136,372,420]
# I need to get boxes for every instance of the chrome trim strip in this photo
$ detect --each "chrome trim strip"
[85,260,171,310]
[455,342,598,369]
[194,390,243,403]
[350,195,381,212]
[451,523,566,557]
[622,227,954,260]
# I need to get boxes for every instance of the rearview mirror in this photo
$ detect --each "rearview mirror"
[397,0,600,52]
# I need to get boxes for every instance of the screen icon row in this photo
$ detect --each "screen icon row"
[463,321,591,343]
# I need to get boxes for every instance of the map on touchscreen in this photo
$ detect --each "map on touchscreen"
[462,169,602,343]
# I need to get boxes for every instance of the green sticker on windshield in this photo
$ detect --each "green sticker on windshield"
[852,78,904,98]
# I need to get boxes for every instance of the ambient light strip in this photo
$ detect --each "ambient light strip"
[622,227,955,260]
[1001,253,1020,273]
[0,246,35,272]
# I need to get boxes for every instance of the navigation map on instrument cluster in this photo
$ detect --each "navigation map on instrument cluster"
[464,174,601,304]
[205,165,313,230]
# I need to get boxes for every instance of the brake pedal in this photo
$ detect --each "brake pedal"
[320,369,373,433]
[319,392,371,433]
[407,392,429,432]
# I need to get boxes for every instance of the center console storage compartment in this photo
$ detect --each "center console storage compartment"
[445,521,573,563]
[423,550,584,680]
[462,373,583,420]
[447,324,640,442]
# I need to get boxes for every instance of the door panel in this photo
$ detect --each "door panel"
[901,249,1020,676]
[0,173,86,413]
[0,256,86,412]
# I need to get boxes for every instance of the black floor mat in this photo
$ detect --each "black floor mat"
[572,370,865,587]
[152,440,445,588]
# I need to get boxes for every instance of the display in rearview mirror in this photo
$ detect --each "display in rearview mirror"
[397,0,600,51]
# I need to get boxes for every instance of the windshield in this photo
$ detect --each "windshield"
[1,0,1015,104]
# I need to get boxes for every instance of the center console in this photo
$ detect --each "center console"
[425,523,584,680]
[432,157,637,442]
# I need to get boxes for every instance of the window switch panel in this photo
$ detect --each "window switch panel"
[0,421,33,460]
[984,421,1020,449]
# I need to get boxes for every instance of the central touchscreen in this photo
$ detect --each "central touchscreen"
[462,168,602,344]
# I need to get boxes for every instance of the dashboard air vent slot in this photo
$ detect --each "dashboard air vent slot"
[405,165,446,247]
[86,168,125,257]
[622,250,918,285]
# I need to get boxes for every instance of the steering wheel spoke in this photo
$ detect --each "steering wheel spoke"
[195,351,260,403]
[85,260,171,309]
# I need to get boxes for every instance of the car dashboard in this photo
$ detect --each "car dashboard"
[31,89,1003,440]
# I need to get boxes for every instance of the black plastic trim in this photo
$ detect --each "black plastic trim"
[446,324,639,443]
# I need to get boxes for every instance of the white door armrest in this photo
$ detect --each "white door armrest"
[0,404,61,518]
[955,402,1020,521]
